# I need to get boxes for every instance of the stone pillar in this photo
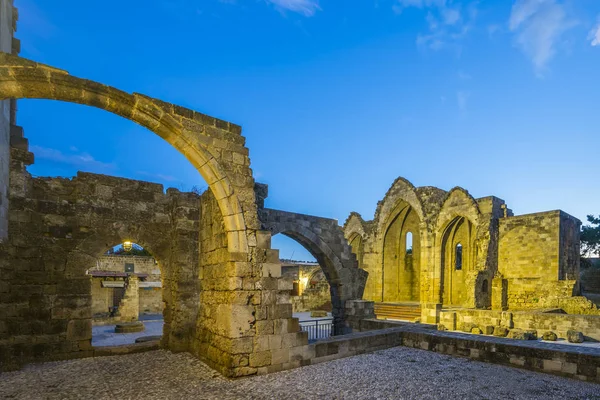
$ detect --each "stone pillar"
[421,303,441,324]
[491,276,508,311]
[115,275,140,322]
[344,300,375,332]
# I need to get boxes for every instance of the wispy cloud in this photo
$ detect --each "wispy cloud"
[265,0,321,17]
[457,90,469,112]
[589,16,600,47]
[394,0,478,54]
[30,145,116,173]
[508,0,576,76]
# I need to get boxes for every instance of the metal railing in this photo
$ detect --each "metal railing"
[299,318,333,342]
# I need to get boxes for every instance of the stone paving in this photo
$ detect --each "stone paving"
[91,320,164,347]
[1,347,599,400]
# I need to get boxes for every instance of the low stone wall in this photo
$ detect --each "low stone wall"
[400,327,600,383]
[261,322,600,382]
[440,309,600,341]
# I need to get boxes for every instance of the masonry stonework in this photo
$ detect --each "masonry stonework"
[343,177,595,327]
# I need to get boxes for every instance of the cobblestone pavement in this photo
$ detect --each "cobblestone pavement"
[0,347,599,400]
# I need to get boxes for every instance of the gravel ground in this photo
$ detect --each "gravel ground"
[0,347,599,400]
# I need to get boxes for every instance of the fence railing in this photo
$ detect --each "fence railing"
[299,318,333,342]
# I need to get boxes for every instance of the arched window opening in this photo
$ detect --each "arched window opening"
[455,243,463,270]
[406,232,413,256]
[482,279,489,293]
[88,242,164,348]
[273,233,333,341]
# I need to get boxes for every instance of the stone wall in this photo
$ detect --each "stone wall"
[498,211,580,310]
[0,149,201,370]
[0,0,17,242]
[439,308,600,341]
[343,177,584,324]
[139,287,163,314]
[96,255,161,278]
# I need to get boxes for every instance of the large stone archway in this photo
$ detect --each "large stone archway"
[0,53,311,377]
[0,53,249,251]
[259,206,368,335]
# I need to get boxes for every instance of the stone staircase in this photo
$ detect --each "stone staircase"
[374,302,421,322]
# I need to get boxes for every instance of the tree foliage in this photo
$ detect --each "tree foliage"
[581,215,600,259]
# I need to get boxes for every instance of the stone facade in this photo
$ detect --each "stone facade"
[343,177,591,325]
[0,148,201,370]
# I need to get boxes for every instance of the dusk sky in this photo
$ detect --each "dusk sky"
[13,0,600,261]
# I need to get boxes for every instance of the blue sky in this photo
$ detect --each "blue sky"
[14,0,600,261]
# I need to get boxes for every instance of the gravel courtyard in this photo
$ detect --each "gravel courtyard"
[0,346,599,400]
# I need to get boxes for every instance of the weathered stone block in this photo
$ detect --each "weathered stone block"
[567,330,584,343]
[493,326,509,337]
[542,331,558,341]
[249,350,271,367]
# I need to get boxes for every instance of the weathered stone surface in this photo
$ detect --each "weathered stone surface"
[342,176,588,322]
[493,327,509,337]
[567,330,584,343]
[507,329,535,340]
[115,321,145,333]
[471,327,483,335]
[484,325,495,335]
[259,201,367,335]
[135,335,162,343]
[311,310,328,318]
[542,331,558,341]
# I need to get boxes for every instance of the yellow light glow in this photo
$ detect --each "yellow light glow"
[123,241,133,251]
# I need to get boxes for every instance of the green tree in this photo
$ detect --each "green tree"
[581,215,600,261]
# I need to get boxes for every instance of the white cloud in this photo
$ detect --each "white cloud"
[30,145,116,172]
[589,17,600,47]
[266,0,321,17]
[508,0,575,75]
[394,0,476,53]
[457,90,469,111]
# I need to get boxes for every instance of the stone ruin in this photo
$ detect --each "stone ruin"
[1,0,600,381]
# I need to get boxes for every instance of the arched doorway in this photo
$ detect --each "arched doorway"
[382,201,421,302]
[440,216,474,307]
[89,242,165,347]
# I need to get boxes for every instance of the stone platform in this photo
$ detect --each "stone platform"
[115,322,145,334]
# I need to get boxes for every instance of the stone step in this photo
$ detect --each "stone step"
[374,302,421,322]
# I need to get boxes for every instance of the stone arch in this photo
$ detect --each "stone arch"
[433,187,482,307]
[348,233,364,269]
[63,224,191,351]
[262,210,367,335]
[438,216,476,307]
[374,177,425,232]
[0,53,247,253]
[380,200,421,302]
